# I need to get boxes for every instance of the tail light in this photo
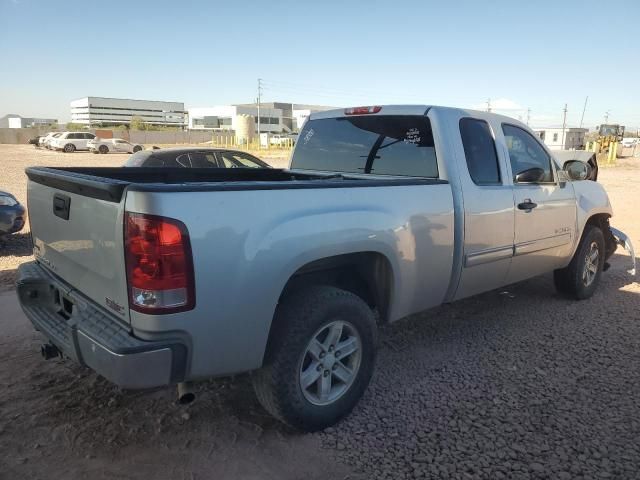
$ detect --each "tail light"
[345,106,382,115]
[124,212,195,314]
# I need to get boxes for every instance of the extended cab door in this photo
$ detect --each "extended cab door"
[453,116,515,300]
[501,124,577,284]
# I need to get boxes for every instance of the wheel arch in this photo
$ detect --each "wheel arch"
[262,251,394,364]
[584,213,617,260]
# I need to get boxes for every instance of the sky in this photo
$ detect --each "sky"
[1,0,639,129]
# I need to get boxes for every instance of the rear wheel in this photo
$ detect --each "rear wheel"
[99,145,109,154]
[252,285,377,431]
[63,143,76,153]
[132,145,142,153]
[554,225,605,299]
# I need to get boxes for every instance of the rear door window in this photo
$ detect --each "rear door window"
[291,115,438,177]
[459,118,501,185]
[188,152,219,167]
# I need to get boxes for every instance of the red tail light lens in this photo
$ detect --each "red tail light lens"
[124,212,195,314]
[344,106,382,115]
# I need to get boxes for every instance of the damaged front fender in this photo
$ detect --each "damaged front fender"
[610,227,636,275]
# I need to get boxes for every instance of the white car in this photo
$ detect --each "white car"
[40,132,60,148]
[88,138,144,154]
[51,132,96,152]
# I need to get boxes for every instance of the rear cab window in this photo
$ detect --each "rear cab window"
[291,115,438,178]
[459,118,501,185]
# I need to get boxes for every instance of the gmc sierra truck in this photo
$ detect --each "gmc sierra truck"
[17,105,635,431]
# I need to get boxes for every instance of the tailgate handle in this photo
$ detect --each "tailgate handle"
[53,194,71,220]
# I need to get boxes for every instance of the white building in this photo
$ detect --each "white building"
[188,105,283,133]
[0,114,57,128]
[188,103,336,132]
[70,97,186,127]
[534,127,588,150]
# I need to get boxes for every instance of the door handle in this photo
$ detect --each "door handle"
[517,199,538,211]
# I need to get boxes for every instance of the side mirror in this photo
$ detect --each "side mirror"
[564,160,591,181]
[515,167,545,183]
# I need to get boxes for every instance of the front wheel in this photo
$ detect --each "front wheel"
[63,144,76,153]
[99,145,109,154]
[554,225,605,299]
[132,145,142,153]
[252,285,377,431]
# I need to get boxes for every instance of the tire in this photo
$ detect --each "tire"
[99,145,109,154]
[554,225,605,299]
[252,285,377,432]
[63,144,76,153]
[132,145,142,153]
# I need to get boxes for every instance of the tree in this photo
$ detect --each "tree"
[130,116,147,131]
[65,122,85,131]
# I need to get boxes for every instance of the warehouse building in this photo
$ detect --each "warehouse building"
[70,97,186,127]
[534,127,588,150]
[0,114,57,128]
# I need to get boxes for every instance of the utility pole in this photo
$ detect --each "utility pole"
[604,110,610,124]
[561,104,568,149]
[486,98,492,113]
[579,96,588,129]
[257,78,263,145]
[526,108,531,126]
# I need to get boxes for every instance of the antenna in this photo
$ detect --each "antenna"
[579,96,588,129]
[526,108,531,126]
[486,98,492,113]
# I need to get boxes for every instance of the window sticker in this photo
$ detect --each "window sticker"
[303,128,315,145]
[404,127,421,145]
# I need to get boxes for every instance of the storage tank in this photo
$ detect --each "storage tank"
[235,114,255,145]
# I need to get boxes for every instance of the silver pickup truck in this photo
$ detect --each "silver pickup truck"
[17,105,635,431]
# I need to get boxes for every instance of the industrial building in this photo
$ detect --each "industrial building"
[534,127,588,150]
[0,114,57,128]
[70,97,186,127]
[188,102,335,132]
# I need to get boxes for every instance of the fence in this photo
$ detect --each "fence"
[0,128,294,154]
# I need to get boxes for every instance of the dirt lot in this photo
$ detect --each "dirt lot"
[1,144,639,479]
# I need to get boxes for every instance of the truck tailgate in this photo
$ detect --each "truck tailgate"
[27,180,129,322]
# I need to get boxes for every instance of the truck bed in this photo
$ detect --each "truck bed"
[25,167,447,202]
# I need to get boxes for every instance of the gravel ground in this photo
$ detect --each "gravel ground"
[1,144,638,479]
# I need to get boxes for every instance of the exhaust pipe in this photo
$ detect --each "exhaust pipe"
[41,343,60,360]
[177,382,195,405]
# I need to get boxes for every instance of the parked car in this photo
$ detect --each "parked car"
[123,147,270,168]
[88,138,144,154]
[50,132,96,152]
[28,135,44,146]
[0,190,25,236]
[40,132,60,148]
[17,105,635,432]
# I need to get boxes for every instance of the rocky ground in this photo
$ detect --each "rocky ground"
[0,145,638,479]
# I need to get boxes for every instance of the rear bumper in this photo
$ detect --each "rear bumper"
[16,261,188,389]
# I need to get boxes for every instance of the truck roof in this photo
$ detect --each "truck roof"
[309,105,525,127]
